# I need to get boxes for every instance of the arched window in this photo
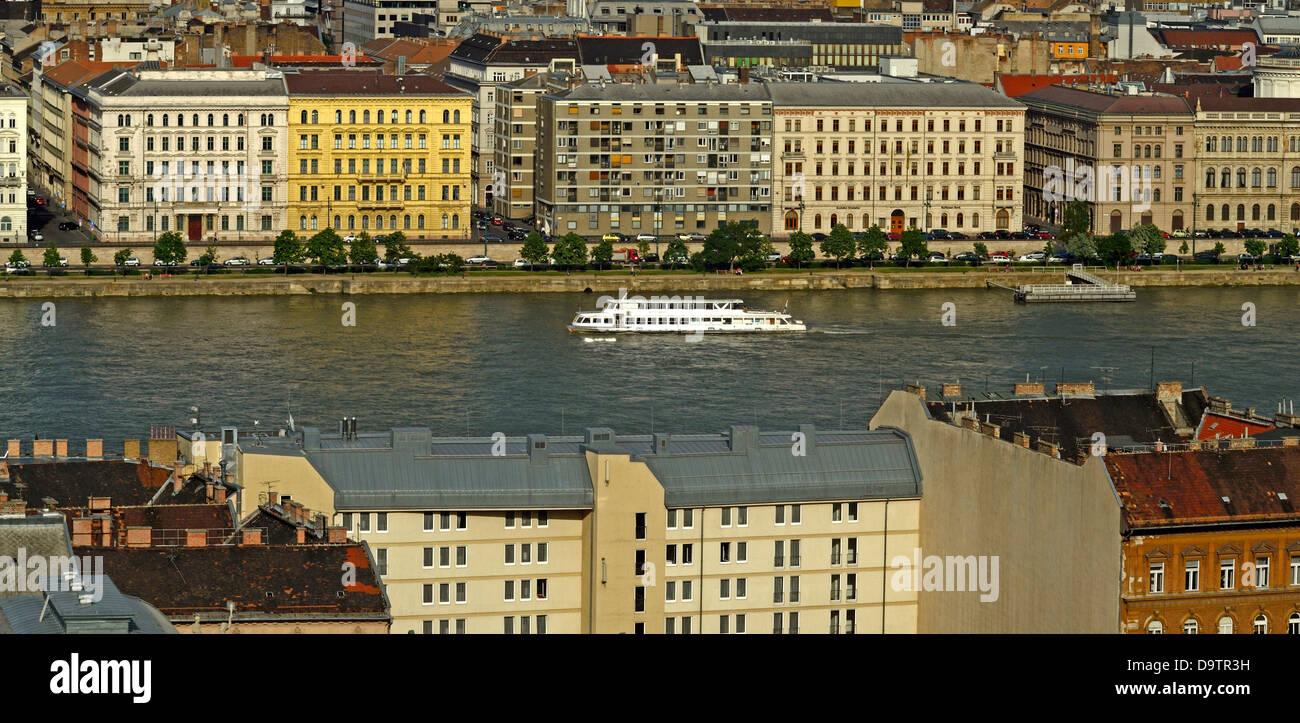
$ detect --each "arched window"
[362,216,369,230]
[348,215,355,230]
[940,213,948,227]
[363,110,370,124]
[1289,612,1300,634]
[376,215,383,230]
[441,214,449,230]
[1205,168,1216,188]
[1253,615,1268,634]
[404,215,411,230]
[162,114,169,127]
[376,111,383,125]
[995,209,1009,230]
[829,213,838,228]
[1147,620,1163,634]
[1222,169,1231,187]
[1252,168,1262,187]
[237,114,244,126]
[310,216,318,230]
[956,212,964,227]
[1183,619,1198,635]
[349,110,356,124]
[1207,205,1215,221]
[1237,168,1247,188]
[1171,211,1183,230]
[389,215,397,228]
[454,110,461,123]
[336,110,342,124]
[846,214,853,229]
[1268,204,1276,221]
[223,113,229,127]
[146,114,154,126]
[784,211,798,230]
[300,110,308,124]
[418,110,426,123]
[452,215,459,229]
[418,215,425,229]
[406,110,413,124]
[1268,168,1277,187]
[1291,203,1299,222]
[0,216,10,231]
[814,214,822,229]
[392,110,399,123]
[1110,210,1123,234]
[1237,204,1246,221]
[311,110,318,124]
[333,215,340,229]
[207,113,213,127]
[1219,616,1234,634]
[192,114,199,127]
[443,110,450,123]
[299,216,307,230]
[1292,167,1300,188]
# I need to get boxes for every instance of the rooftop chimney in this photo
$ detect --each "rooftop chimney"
[185,529,206,547]
[1013,382,1045,396]
[905,383,927,400]
[327,526,346,543]
[172,462,184,493]
[940,383,962,397]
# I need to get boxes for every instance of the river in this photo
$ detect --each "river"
[1,287,1295,444]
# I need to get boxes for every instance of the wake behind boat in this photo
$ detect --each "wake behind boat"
[569,293,806,334]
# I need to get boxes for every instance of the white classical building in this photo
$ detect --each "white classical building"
[82,69,289,243]
[0,83,27,244]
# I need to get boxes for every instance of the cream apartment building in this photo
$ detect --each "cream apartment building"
[492,73,548,222]
[0,84,27,243]
[235,424,924,634]
[768,81,1025,237]
[83,68,289,243]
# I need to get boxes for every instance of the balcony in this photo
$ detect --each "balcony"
[0,175,22,187]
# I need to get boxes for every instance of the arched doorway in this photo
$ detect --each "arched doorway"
[889,209,904,235]
[784,210,798,231]
[1110,210,1122,234]
[996,209,1010,230]
[1141,212,1153,226]
[829,213,838,228]
[1171,211,1183,231]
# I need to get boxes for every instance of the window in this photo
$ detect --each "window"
[440,512,451,531]
[682,543,693,565]
[439,583,450,604]
[635,512,647,540]
[358,513,371,533]
[376,513,388,532]
[720,542,730,563]
[376,549,387,576]
[538,543,548,564]
[423,584,433,605]
[683,509,694,528]
[1149,562,1164,594]
[737,507,747,526]
[775,505,785,525]
[538,511,548,527]
[505,511,515,528]
[774,612,783,634]
[1218,616,1234,634]
[505,544,515,565]
[737,542,747,563]
[457,512,467,530]
[1184,619,1198,635]
[667,509,677,529]
[1147,620,1163,634]
[774,540,785,568]
[439,547,450,567]
[1291,555,1300,586]
[833,504,842,523]
[1184,560,1199,591]
[456,546,467,567]
[721,508,731,527]
[1256,556,1270,588]
[665,545,676,566]
[1254,615,1268,634]
[1221,559,1235,589]
[790,539,801,567]
[791,505,801,524]
[456,582,467,603]
[505,580,515,601]
[522,544,531,564]
[848,503,858,522]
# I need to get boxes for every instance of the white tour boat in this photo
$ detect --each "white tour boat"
[568,295,806,334]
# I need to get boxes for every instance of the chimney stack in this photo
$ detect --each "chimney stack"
[6,440,18,457]
[85,439,103,458]
[185,529,207,547]
[172,461,184,493]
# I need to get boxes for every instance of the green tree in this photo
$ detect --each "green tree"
[787,231,815,268]
[273,230,304,264]
[636,238,651,261]
[1130,224,1164,256]
[898,228,928,266]
[197,245,218,266]
[8,249,26,266]
[1066,233,1097,261]
[1276,233,1299,260]
[349,231,377,265]
[552,233,588,268]
[820,223,856,268]
[440,253,465,275]
[1244,238,1267,258]
[972,241,989,259]
[701,222,767,271]
[306,228,347,265]
[858,225,888,259]
[591,237,614,269]
[1096,232,1133,266]
[663,237,689,268]
[43,242,61,267]
[113,248,133,267]
[153,230,187,265]
[1213,241,1226,258]
[1062,200,1091,238]
[1179,240,1189,255]
[80,246,96,268]
[520,231,549,266]
[383,231,412,262]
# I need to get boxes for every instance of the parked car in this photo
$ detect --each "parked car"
[1018,251,1046,262]
[811,233,829,242]
[886,232,901,242]
[978,231,999,240]
[466,255,492,265]
[765,252,782,263]
[34,197,46,206]
[988,252,1011,263]
[1008,231,1031,240]
[1169,229,1190,238]
[1159,253,1181,264]
[42,256,68,267]
[1048,253,1071,264]
[258,258,277,266]
[153,259,176,267]
[929,229,950,240]
[124,257,140,267]
[635,233,657,243]
[600,233,622,243]
[1266,229,1285,238]
[1193,250,1220,263]
[482,233,504,244]
[947,231,969,240]
[1237,253,1256,264]
[1032,231,1054,240]
[223,257,250,266]
[491,217,504,226]
[58,221,79,231]
[952,251,979,263]
[29,231,43,242]
[342,235,358,243]
[925,252,947,263]
[513,258,533,269]
[642,253,660,264]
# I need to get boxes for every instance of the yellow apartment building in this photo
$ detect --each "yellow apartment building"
[235,424,924,634]
[284,69,472,242]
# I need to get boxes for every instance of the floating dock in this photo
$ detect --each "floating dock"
[988,264,1135,302]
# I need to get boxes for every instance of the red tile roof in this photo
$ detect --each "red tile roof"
[116,503,235,531]
[1,461,172,509]
[1214,55,1245,71]
[1196,412,1275,441]
[1106,446,1300,529]
[998,73,1118,98]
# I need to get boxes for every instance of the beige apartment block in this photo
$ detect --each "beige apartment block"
[768,82,1025,238]
[535,83,775,238]
[492,73,548,222]
[236,424,924,634]
[1021,85,1195,235]
[1191,94,1300,236]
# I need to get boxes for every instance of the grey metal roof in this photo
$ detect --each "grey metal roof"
[258,423,921,510]
[90,70,287,98]
[0,575,175,634]
[641,427,922,507]
[764,80,1026,109]
[555,82,772,102]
